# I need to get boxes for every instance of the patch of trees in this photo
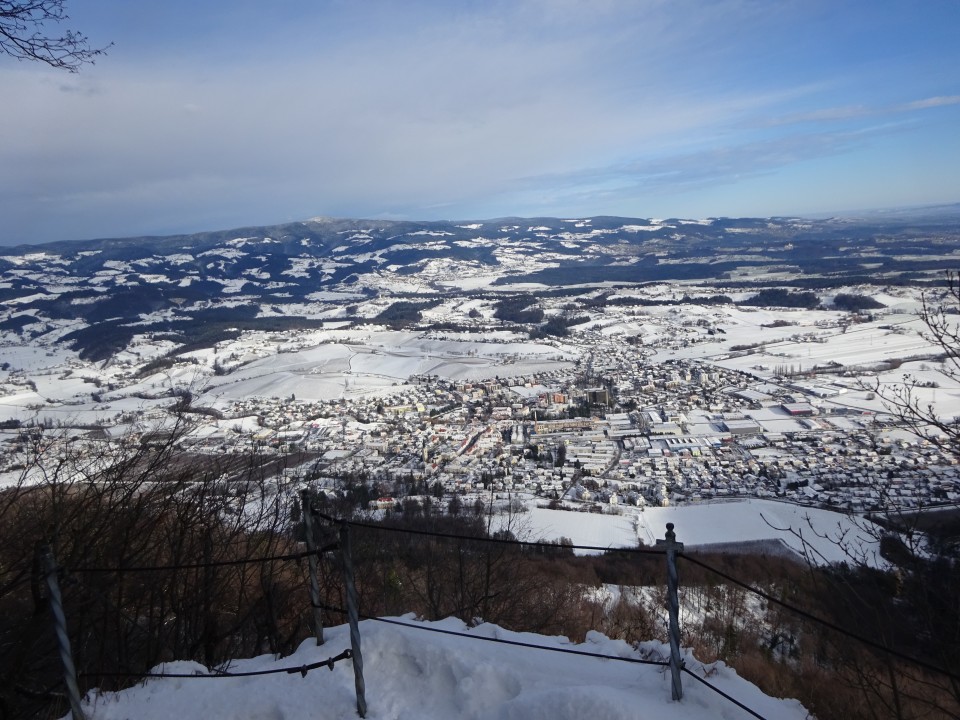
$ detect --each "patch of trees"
[579,293,611,308]
[394,263,423,276]
[529,314,591,338]
[64,308,336,362]
[0,314,39,332]
[382,245,500,267]
[739,288,821,309]
[0,426,306,719]
[707,275,941,291]
[684,293,734,305]
[423,321,479,333]
[375,300,441,329]
[85,286,175,322]
[832,293,886,311]
[134,355,180,378]
[186,304,260,324]
[605,293,733,308]
[60,319,143,362]
[760,319,795,328]
[493,295,544,324]
[495,260,757,286]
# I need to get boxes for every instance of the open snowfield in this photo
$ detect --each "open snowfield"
[648,308,935,369]
[716,319,933,370]
[6,284,960,426]
[0,344,77,372]
[0,390,176,428]
[71,617,809,720]
[199,331,578,405]
[635,500,883,565]
[518,500,884,566]
[512,506,639,551]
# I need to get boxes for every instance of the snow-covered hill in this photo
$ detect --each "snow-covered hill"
[2,213,957,364]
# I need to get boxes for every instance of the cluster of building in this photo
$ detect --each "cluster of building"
[3,298,957,518]
[164,327,960,515]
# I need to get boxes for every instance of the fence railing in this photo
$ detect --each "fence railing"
[29,497,960,720]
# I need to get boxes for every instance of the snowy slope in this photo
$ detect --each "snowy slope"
[73,617,809,720]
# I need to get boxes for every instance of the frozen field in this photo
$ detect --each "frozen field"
[200,331,578,404]
[517,500,884,566]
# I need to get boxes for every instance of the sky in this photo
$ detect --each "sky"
[1,0,959,245]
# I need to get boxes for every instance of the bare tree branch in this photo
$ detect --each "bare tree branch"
[0,0,111,71]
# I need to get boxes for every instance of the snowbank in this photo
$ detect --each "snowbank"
[73,617,809,720]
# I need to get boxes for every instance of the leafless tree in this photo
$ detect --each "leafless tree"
[0,412,314,719]
[762,274,960,719]
[870,272,960,457]
[1,0,110,71]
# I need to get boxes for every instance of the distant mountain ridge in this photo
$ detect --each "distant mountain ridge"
[1,213,958,362]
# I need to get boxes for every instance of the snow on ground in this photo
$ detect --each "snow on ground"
[645,306,932,367]
[72,617,809,720]
[517,500,884,566]
[636,500,883,566]
[433,274,512,291]
[0,345,78,372]
[197,332,578,404]
[510,507,638,552]
[183,415,263,441]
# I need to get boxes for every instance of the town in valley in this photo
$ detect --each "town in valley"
[2,213,959,558]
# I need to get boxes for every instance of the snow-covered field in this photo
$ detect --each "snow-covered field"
[198,331,578,405]
[4,283,959,422]
[71,617,809,720]
[516,499,884,566]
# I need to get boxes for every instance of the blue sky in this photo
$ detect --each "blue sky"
[2,0,959,244]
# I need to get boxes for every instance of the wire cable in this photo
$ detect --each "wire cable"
[319,602,669,668]
[79,649,352,680]
[314,512,665,556]
[679,552,960,682]
[681,667,767,720]
[315,514,960,680]
[71,541,339,574]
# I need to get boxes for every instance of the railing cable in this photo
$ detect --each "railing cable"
[79,649,353,680]
[679,552,960,682]
[681,667,768,720]
[319,602,669,668]
[314,512,665,556]
[71,541,339,574]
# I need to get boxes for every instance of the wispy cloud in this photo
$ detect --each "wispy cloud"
[902,95,960,110]
[765,95,960,126]
[498,124,911,217]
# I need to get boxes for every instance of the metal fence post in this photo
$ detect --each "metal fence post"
[656,523,684,701]
[340,522,367,718]
[202,527,217,667]
[40,545,86,720]
[301,489,325,646]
